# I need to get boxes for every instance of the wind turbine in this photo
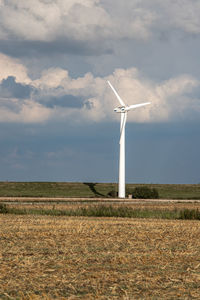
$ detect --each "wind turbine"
[107,80,150,198]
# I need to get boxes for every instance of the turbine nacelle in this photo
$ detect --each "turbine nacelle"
[114,106,126,113]
[114,103,151,113]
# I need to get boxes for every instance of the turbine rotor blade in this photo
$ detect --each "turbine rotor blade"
[119,112,127,144]
[127,102,151,111]
[107,80,126,107]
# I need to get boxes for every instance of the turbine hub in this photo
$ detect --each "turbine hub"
[114,106,126,113]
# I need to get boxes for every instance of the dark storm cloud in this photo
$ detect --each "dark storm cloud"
[0,39,113,58]
[36,94,85,109]
[0,76,90,111]
[0,121,200,183]
[0,76,33,99]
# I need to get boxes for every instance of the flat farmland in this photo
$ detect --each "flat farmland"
[0,182,200,199]
[0,214,200,299]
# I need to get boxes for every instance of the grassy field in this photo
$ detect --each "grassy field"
[1,201,200,220]
[0,214,200,299]
[0,182,200,199]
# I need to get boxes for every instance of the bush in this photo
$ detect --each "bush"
[0,203,9,213]
[132,186,159,199]
[107,190,118,198]
[179,209,200,220]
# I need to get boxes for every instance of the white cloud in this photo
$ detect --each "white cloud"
[0,99,52,123]
[0,53,30,83]
[0,0,199,47]
[34,68,69,89]
[0,0,109,41]
[0,0,154,42]
[0,53,199,124]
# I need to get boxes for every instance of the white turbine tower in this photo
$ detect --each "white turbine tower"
[107,80,151,198]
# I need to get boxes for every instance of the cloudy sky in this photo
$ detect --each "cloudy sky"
[0,0,200,183]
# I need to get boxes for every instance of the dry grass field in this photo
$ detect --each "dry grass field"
[4,200,200,212]
[0,214,200,299]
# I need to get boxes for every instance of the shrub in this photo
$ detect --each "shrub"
[107,190,118,198]
[0,203,9,213]
[132,186,159,199]
[179,209,200,220]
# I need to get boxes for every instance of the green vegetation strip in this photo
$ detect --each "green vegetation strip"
[0,204,200,220]
[0,182,200,199]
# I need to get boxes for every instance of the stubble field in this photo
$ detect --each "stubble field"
[3,199,200,212]
[0,213,200,299]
